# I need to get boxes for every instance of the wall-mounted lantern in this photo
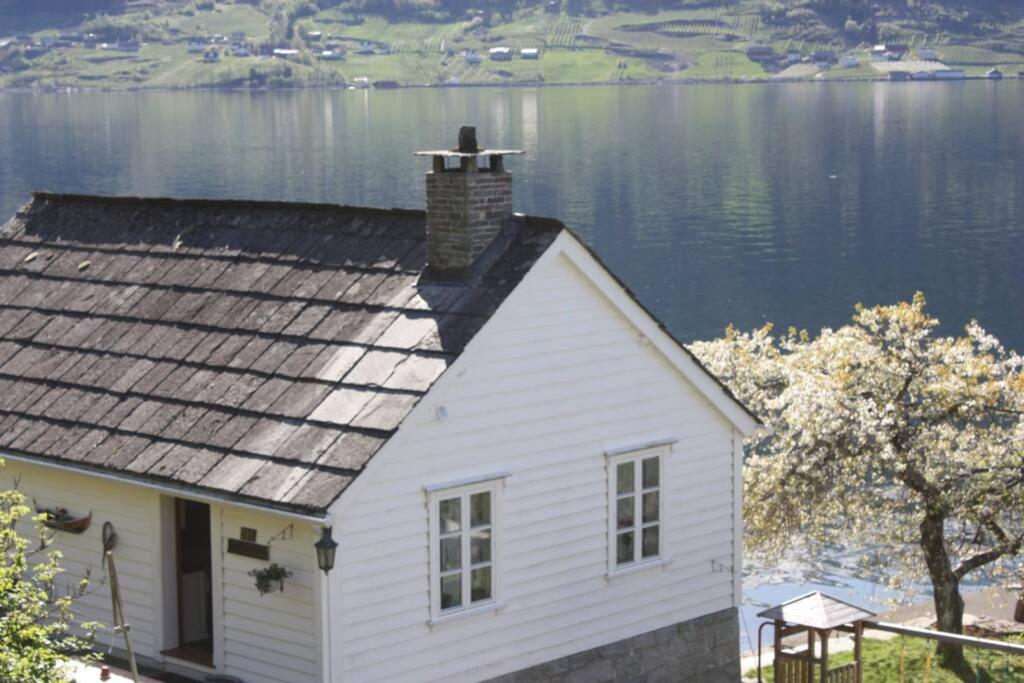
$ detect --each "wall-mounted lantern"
[315,526,337,575]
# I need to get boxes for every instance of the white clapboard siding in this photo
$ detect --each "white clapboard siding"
[1,459,326,680]
[218,505,321,683]
[3,459,162,659]
[330,240,741,683]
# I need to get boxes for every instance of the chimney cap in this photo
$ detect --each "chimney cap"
[414,148,524,158]
[416,125,523,158]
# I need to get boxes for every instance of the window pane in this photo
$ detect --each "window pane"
[440,573,462,610]
[616,496,634,529]
[642,525,660,559]
[439,498,461,534]
[440,536,461,571]
[616,461,634,494]
[643,457,659,488]
[471,566,492,602]
[470,529,491,564]
[642,491,659,523]
[470,491,491,527]
[616,531,634,565]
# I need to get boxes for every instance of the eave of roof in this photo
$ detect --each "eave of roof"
[558,226,762,431]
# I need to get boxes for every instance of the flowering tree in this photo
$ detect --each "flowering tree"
[0,465,99,683]
[691,294,1024,675]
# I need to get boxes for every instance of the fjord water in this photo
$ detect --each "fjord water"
[1,83,1022,643]
[2,83,1022,346]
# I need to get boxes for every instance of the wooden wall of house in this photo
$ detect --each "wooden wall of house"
[328,236,742,683]
[4,459,163,660]
[218,505,322,683]
[1,459,324,683]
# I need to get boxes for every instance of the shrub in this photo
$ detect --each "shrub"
[0,469,101,683]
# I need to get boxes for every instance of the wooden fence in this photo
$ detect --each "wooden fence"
[775,654,859,683]
[826,662,858,683]
[775,653,812,682]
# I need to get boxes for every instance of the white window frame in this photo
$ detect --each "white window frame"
[607,444,668,576]
[427,478,503,624]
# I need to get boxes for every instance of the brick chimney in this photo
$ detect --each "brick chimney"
[417,127,523,280]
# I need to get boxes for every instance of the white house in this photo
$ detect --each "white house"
[488,46,512,61]
[0,128,757,683]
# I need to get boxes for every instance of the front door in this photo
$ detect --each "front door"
[163,498,213,667]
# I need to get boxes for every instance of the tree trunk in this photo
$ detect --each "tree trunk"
[919,509,971,677]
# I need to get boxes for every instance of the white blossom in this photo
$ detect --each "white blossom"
[692,294,1024,671]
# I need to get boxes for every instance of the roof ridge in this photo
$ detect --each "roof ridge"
[30,191,427,218]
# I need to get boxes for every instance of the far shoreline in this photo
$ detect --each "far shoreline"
[0,73,1018,95]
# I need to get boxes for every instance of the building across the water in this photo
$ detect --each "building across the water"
[488,46,513,61]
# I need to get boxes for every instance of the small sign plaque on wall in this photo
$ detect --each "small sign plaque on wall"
[240,527,258,543]
[227,537,270,561]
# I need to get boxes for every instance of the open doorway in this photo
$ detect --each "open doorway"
[161,498,213,667]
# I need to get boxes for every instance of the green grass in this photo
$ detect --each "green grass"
[163,3,271,41]
[819,64,881,80]
[936,44,1024,66]
[748,636,1024,683]
[683,50,765,79]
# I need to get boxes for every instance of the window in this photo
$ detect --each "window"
[608,447,665,571]
[428,479,501,621]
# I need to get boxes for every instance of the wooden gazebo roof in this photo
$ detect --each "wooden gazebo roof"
[757,591,876,629]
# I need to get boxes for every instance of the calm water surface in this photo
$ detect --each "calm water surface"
[2,83,1023,645]
[2,84,1022,344]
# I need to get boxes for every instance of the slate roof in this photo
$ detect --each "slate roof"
[757,591,876,629]
[0,193,561,515]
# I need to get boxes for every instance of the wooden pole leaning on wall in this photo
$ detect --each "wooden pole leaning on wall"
[103,521,139,683]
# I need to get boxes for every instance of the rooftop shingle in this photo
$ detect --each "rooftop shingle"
[0,193,561,515]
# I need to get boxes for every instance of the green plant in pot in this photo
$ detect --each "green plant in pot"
[248,563,292,596]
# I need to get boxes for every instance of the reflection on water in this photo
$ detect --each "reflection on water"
[2,84,1022,346]
[2,83,1022,626]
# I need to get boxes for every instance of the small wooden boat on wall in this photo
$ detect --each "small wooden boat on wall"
[33,500,93,534]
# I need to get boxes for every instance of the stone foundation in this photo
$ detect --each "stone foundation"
[486,607,740,683]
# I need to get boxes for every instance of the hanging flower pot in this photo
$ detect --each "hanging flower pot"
[248,563,292,596]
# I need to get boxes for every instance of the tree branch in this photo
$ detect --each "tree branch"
[953,521,1023,580]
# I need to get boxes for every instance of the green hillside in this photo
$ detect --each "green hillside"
[1,0,1022,89]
